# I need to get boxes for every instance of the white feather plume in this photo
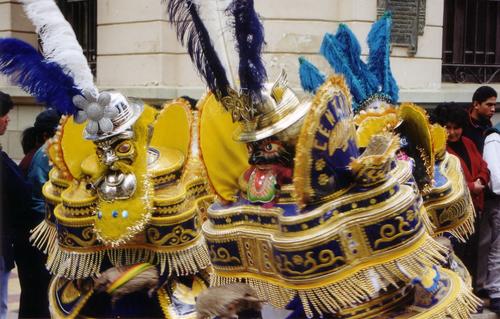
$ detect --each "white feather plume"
[200,0,238,89]
[21,0,97,95]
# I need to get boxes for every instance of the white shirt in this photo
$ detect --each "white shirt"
[483,132,500,195]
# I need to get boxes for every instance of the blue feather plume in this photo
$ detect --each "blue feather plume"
[166,0,230,99]
[0,38,79,114]
[321,32,366,111]
[227,0,267,103]
[320,24,380,111]
[298,56,325,94]
[368,12,399,103]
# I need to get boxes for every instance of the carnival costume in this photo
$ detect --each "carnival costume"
[168,1,480,318]
[0,1,213,318]
[299,12,476,243]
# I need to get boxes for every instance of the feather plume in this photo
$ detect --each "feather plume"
[205,0,237,88]
[20,0,96,95]
[227,0,267,102]
[321,33,365,110]
[166,0,230,99]
[0,38,79,114]
[320,24,379,111]
[298,56,325,94]
[368,12,399,103]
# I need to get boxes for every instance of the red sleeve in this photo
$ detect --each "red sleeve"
[467,181,475,192]
[464,137,490,184]
[477,157,490,185]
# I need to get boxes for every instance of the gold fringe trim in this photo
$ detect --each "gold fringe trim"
[30,220,58,255]
[210,235,447,318]
[154,239,212,276]
[44,238,211,280]
[46,247,105,279]
[434,203,476,243]
[420,205,436,235]
[107,238,211,277]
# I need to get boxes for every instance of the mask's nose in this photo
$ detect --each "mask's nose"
[103,150,118,166]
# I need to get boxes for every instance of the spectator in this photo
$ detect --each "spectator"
[0,91,31,318]
[479,122,500,313]
[463,86,497,154]
[18,109,60,176]
[433,103,489,284]
[14,109,60,318]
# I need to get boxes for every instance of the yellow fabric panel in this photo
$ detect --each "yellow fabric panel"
[431,124,447,160]
[199,93,249,202]
[61,117,95,179]
[142,104,159,132]
[356,113,398,148]
[398,102,435,183]
[94,108,154,244]
[151,100,191,156]
[80,153,106,181]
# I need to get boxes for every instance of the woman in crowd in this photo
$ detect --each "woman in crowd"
[19,109,60,176]
[433,103,489,286]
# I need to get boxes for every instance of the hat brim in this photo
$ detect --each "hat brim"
[233,99,312,143]
[84,98,144,141]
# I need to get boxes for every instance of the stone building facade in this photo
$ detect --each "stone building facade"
[0,0,499,160]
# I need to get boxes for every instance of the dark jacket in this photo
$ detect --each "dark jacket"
[1,150,31,270]
[446,136,490,211]
[462,112,492,155]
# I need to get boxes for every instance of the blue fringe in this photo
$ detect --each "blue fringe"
[367,12,399,103]
[298,56,325,94]
[166,0,230,98]
[228,0,267,103]
[0,38,79,114]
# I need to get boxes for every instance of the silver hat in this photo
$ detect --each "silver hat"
[73,90,143,141]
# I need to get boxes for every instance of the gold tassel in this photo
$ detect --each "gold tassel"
[46,247,105,279]
[434,203,476,243]
[44,237,210,280]
[210,234,447,318]
[30,220,58,255]
[420,206,436,235]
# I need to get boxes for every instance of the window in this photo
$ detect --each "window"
[57,0,97,76]
[442,0,500,83]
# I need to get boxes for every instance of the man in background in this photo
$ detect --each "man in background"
[0,91,30,319]
[463,86,497,154]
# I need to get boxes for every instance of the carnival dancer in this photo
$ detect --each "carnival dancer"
[168,1,480,318]
[300,12,479,245]
[0,1,213,317]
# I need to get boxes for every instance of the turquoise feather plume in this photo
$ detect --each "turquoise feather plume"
[298,56,325,94]
[367,12,399,104]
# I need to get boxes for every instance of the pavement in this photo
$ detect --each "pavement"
[5,269,500,319]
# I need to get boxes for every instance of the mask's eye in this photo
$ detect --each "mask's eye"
[116,141,132,154]
[264,142,280,153]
